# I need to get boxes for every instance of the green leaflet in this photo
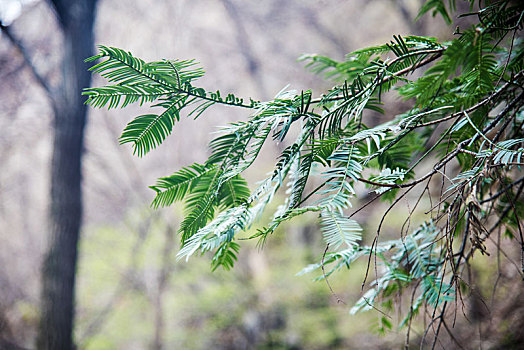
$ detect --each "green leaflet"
[150,163,215,209]
[319,209,362,250]
[88,3,523,336]
[84,46,256,156]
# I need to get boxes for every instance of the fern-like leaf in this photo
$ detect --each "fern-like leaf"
[150,163,214,208]
[119,99,182,156]
[211,242,240,271]
[218,175,251,210]
[320,209,362,250]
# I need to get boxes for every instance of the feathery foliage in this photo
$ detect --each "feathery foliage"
[86,0,524,346]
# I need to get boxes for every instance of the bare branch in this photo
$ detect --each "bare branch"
[0,22,54,100]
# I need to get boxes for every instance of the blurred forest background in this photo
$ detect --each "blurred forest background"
[2,0,519,349]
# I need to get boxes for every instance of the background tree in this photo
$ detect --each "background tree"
[86,0,524,348]
[1,0,97,348]
[38,1,97,349]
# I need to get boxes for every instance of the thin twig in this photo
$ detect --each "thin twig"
[502,183,524,274]
[479,176,524,204]
[0,22,54,100]
[320,244,346,305]
[311,49,444,104]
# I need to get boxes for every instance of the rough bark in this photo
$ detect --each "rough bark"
[37,1,97,349]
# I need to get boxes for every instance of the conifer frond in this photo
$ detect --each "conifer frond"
[118,99,181,157]
[320,209,362,250]
[288,153,313,208]
[177,205,251,261]
[317,145,363,212]
[253,206,322,242]
[478,138,524,166]
[84,46,257,156]
[150,163,214,209]
[368,168,407,194]
[218,175,251,210]
[88,1,524,339]
[416,0,454,24]
[179,168,220,242]
[211,241,240,271]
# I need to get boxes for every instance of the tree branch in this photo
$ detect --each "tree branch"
[0,22,54,100]
[219,0,268,99]
[311,48,444,104]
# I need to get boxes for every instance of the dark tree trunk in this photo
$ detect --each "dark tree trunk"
[37,1,97,349]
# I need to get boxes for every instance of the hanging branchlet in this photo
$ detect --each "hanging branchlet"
[85,0,524,345]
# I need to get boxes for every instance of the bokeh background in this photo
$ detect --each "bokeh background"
[3,1,508,349]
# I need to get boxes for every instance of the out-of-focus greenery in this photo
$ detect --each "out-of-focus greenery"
[76,207,391,349]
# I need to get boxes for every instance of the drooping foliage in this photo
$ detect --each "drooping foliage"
[85,0,523,346]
